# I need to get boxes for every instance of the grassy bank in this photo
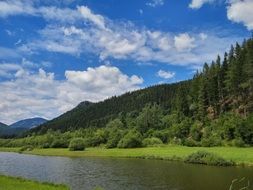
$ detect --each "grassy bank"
[0,145,253,166]
[0,175,69,190]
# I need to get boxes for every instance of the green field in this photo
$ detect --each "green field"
[0,175,69,190]
[1,145,253,166]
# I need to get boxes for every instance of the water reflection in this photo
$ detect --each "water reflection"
[0,152,252,190]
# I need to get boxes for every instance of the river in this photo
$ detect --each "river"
[0,152,252,190]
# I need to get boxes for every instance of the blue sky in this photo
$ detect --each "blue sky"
[0,0,252,124]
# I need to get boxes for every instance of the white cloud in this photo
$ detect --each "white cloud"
[188,0,253,30]
[189,0,215,9]
[174,33,196,52]
[0,65,143,124]
[157,70,175,79]
[199,33,208,40]
[0,0,35,17]
[78,6,106,29]
[227,0,253,30]
[1,2,244,67]
[146,0,164,7]
[0,63,22,78]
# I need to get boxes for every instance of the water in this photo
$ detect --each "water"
[0,152,252,190]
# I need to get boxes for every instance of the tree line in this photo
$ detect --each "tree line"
[1,37,253,148]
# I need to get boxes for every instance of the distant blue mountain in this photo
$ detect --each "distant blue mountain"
[10,117,48,129]
[0,122,8,128]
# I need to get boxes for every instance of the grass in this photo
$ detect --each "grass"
[0,175,69,190]
[0,145,253,166]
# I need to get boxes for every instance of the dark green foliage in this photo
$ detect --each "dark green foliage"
[184,151,234,166]
[200,134,222,147]
[50,138,69,148]
[69,138,85,151]
[105,119,125,148]
[117,130,142,148]
[136,104,163,133]
[184,137,199,147]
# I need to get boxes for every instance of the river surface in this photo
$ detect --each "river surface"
[0,152,252,190]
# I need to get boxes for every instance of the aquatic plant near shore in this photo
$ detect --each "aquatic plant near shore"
[229,177,250,190]
[184,151,234,166]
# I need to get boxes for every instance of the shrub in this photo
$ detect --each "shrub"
[69,138,85,151]
[142,137,163,147]
[117,130,142,148]
[19,145,34,152]
[184,137,199,147]
[170,137,182,145]
[106,129,123,148]
[50,138,69,148]
[184,151,234,166]
[200,134,222,147]
[231,138,245,147]
[41,142,51,148]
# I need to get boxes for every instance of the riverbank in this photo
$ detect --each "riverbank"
[0,175,69,190]
[0,145,253,166]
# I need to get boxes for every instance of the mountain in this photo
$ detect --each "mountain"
[10,118,48,129]
[0,118,47,137]
[0,122,9,134]
[32,38,253,135]
[0,122,8,129]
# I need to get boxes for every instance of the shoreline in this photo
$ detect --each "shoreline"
[0,174,69,190]
[0,146,253,167]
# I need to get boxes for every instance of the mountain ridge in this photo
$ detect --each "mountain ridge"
[10,117,48,129]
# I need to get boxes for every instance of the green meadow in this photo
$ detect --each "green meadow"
[1,145,253,166]
[0,175,69,190]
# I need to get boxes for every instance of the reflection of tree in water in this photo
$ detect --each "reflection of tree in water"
[229,177,250,190]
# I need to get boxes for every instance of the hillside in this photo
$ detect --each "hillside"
[32,81,189,133]
[33,38,253,135]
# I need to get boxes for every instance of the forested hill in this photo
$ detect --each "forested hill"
[33,81,190,133]
[33,38,253,134]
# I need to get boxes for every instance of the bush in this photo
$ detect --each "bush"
[19,145,34,152]
[50,138,69,148]
[69,138,85,151]
[106,129,123,148]
[184,137,199,147]
[231,138,245,147]
[184,151,234,166]
[170,137,182,145]
[40,142,51,148]
[117,130,142,148]
[142,137,163,147]
[200,134,222,147]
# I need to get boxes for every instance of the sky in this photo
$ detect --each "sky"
[0,0,252,124]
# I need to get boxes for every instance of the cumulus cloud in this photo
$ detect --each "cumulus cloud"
[0,2,242,67]
[18,6,240,67]
[0,63,22,78]
[157,70,175,79]
[174,33,196,52]
[189,0,253,31]
[189,0,216,9]
[0,65,143,124]
[227,0,253,30]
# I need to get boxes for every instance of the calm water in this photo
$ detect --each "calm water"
[0,152,252,190]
